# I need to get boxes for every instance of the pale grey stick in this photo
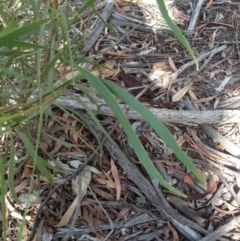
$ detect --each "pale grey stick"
[54,94,240,125]
[187,0,206,31]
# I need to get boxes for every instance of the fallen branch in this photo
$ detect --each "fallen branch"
[54,94,240,125]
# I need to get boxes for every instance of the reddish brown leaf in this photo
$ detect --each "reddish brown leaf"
[118,71,153,97]
[88,213,97,234]
[90,185,115,201]
[183,175,195,187]
[111,158,121,201]
[188,178,217,201]
[168,55,177,72]
[82,205,89,222]
[205,0,213,9]
[207,178,217,194]
[117,207,131,221]
[49,136,65,155]
[168,221,179,241]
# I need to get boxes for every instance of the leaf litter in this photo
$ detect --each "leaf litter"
[3,0,240,240]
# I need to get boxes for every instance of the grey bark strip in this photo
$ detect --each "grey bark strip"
[81,0,114,53]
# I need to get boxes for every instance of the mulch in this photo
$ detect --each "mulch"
[9,0,240,240]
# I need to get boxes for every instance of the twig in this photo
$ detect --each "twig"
[54,94,240,125]
[170,45,227,83]
[187,0,205,31]
[81,0,114,53]
[182,96,240,157]
[89,186,114,241]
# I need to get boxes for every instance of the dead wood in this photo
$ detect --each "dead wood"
[54,94,240,125]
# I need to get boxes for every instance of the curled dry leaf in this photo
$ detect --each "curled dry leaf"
[188,178,217,201]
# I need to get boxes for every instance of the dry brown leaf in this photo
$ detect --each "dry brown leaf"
[82,205,89,222]
[72,170,91,196]
[117,207,131,221]
[90,185,115,201]
[93,176,115,189]
[88,213,97,234]
[205,0,213,9]
[207,178,218,194]
[183,175,195,187]
[172,82,192,102]
[161,74,171,90]
[49,136,65,155]
[54,196,78,227]
[196,22,234,31]
[94,35,104,52]
[91,61,120,78]
[168,221,179,241]
[188,88,200,110]
[193,95,217,104]
[111,158,121,201]
[34,219,44,241]
[168,55,177,72]
[22,158,33,179]
[188,88,198,102]
[54,171,91,228]
[210,71,215,79]
[188,178,217,201]
[15,180,28,193]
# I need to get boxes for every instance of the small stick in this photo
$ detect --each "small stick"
[187,0,205,31]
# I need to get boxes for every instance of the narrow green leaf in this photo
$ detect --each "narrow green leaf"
[0,156,7,241]
[102,79,205,186]
[156,0,198,70]
[76,66,186,197]
[70,0,96,25]
[16,128,53,184]
[3,40,53,50]
[9,133,21,204]
[0,19,50,45]
[0,21,19,36]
